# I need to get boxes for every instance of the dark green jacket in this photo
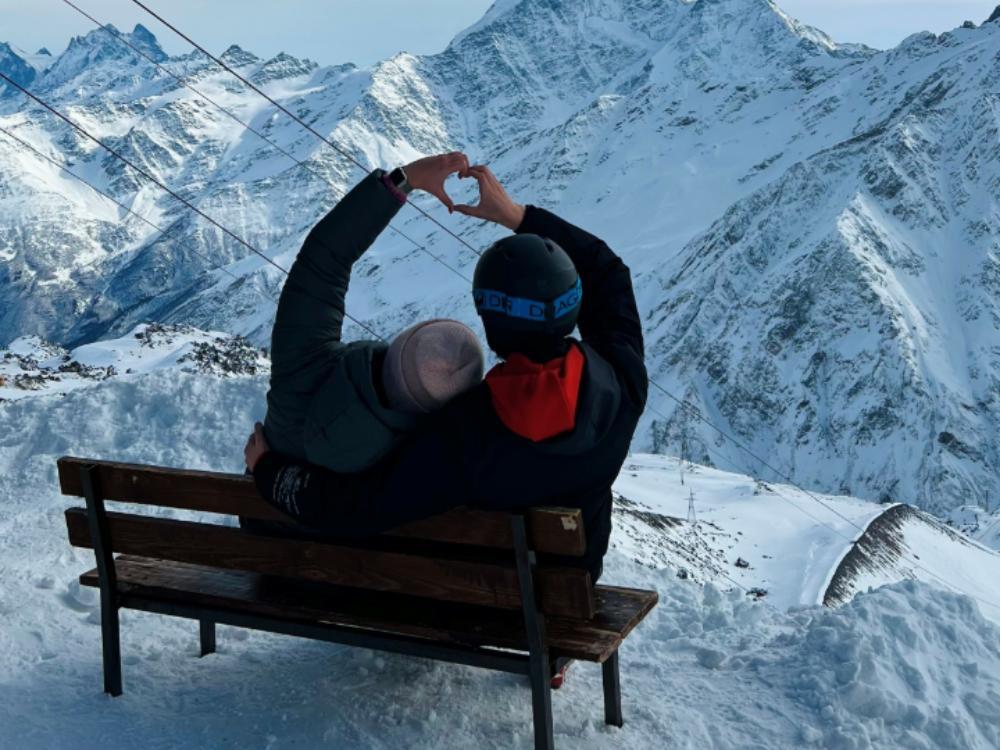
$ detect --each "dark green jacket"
[263,169,420,472]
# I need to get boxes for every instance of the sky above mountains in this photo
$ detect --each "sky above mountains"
[1,0,997,67]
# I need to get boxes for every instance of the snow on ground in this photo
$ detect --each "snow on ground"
[1,349,999,747]
[611,456,1000,626]
[949,505,1000,552]
[825,505,1000,623]
[612,455,887,610]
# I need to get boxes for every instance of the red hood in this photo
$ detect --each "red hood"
[485,344,585,442]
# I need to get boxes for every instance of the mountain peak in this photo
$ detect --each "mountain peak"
[36,47,51,56]
[42,22,168,84]
[251,52,317,85]
[220,44,259,67]
[988,5,1000,24]
[124,23,167,62]
[131,23,157,46]
[67,23,166,61]
[0,42,38,96]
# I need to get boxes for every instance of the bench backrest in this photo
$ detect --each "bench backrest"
[59,457,596,619]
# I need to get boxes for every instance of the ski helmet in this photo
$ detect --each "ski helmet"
[472,234,582,357]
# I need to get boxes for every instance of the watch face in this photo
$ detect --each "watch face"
[391,167,411,191]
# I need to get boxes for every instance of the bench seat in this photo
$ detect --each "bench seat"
[81,555,658,663]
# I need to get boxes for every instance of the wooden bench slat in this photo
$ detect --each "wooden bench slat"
[588,586,660,644]
[80,556,656,662]
[57,456,283,520]
[389,507,586,557]
[57,457,586,557]
[66,508,595,619]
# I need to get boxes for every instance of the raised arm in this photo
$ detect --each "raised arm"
[270,152,471,368]
[271,170,402,364]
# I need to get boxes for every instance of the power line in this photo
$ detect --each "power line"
[648,379,867,531]
[0,70,385,342]
[0,124,279,311]
[57,0,472,285]
[128,0,485,260]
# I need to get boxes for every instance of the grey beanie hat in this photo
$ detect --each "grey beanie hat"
[382,319,485,414]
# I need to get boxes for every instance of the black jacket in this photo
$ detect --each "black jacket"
[254,205,648,579]
[264,170,420,472]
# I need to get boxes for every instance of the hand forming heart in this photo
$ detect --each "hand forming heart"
[454,165,526,231]
[403,151,471,213]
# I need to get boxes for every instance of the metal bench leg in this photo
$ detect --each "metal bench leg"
[602,650,623,727]
[511,515,554,750]
[82,465,123,696]
[199,620,216,656]
[100,595,123,696]
[529,649,554,750]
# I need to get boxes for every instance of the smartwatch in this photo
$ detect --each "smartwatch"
[388,166,413,195]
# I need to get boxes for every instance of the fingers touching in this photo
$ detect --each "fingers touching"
[409,154,512,224]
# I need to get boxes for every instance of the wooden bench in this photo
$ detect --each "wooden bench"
[58,456,658,750]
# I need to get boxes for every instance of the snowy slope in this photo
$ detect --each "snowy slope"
[613,455,886,607]
[611,454,1000,623]
[947,505,1000,552]
[0,363,999,749]
[824,504,1000,620]
[1,1,997,518]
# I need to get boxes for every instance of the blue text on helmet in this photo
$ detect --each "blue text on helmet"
[473,278,582,323]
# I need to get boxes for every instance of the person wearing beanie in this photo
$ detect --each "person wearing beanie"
[260,152,485,476]
[247,162,647,586]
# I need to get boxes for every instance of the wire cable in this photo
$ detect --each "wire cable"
[0,124,280,310]
[57,0,472,285]
[128,0,485,259]
[0,70,385,341]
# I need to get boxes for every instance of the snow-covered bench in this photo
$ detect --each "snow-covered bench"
[58,456,658,750]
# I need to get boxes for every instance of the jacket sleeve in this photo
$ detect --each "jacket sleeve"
[269,169,404,368]
[252,413,472,536]
[516,205,647,408]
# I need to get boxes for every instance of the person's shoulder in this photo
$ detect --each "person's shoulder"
[578,340,647,412]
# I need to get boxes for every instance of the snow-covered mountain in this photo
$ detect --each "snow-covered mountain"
[1,0,998,519]
[0,323,266,401]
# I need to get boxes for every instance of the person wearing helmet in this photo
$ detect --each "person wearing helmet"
[261,152,485,474]
[246,163,647,582]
